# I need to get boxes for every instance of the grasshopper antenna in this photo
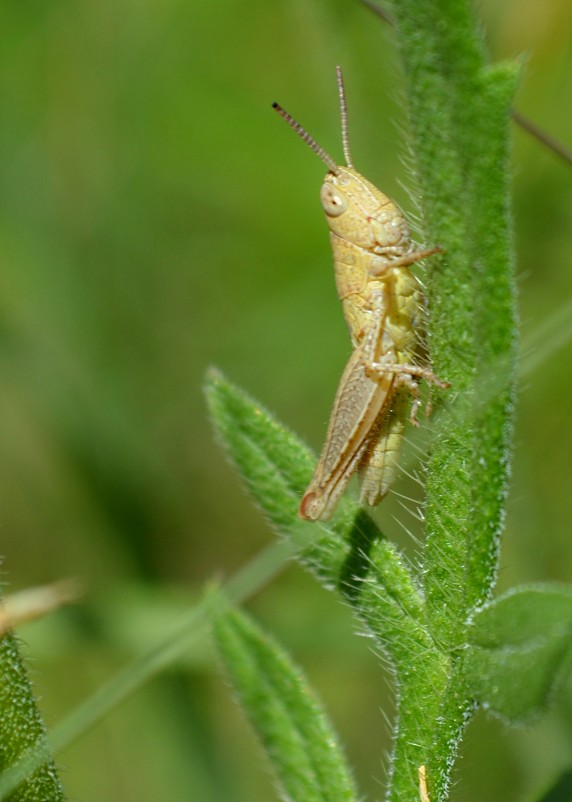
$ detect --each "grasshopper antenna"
[272,101,341,175]
[336,66,353,168]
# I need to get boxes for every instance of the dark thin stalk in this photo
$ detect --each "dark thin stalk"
[361,0,572,168]
[511,108,572,166]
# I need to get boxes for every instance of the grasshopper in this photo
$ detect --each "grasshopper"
[273,68,448,521]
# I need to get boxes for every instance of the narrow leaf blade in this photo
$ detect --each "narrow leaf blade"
[0,633,65,801]
[213,601,359,802]
[205,367,361,531]
[204,368,424,626]
[205,368,371,587]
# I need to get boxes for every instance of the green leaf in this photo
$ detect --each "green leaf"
[390,0,520,644]
[465,584,572,722]
[0,632,65,802]
[366,1,519,793]
[205,366,324,531]
[205,368,437,651]
[204,366,358,582]
[212,600,359,802]
[204,368,420,612]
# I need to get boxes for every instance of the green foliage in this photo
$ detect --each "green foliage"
[0,0,570,800]
[389,0,521,638]
[212,600,359,802]
[207,22,570,754]
[466,585,572,722]
[0,633,64,802]
[205,0,541,798]
[207,365,572,800]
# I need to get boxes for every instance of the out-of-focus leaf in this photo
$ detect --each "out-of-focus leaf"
[465,584,572,721]
[531,767,572,802]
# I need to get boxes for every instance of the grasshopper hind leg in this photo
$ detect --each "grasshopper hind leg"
[358,386,410,507]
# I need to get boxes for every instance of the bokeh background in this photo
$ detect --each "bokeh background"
[1,0,572,800]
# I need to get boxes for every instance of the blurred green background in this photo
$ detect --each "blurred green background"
[1,0,572,800]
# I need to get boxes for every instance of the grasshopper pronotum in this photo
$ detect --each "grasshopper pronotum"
[273,68,448,521]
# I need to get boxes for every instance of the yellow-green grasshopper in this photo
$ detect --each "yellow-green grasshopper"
[273,68,448,521]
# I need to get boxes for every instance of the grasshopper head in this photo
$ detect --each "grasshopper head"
[273,67,410,256]
[320,166,409,253]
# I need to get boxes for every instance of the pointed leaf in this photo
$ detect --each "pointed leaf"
[206,369,383,576]
[0,632,65,801]
[213,601,359,802]
[205,367,325,529]
[205,369,430,641]
[204,367,360,547]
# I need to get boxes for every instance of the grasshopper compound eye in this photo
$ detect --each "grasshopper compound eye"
[320,184,348,217]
